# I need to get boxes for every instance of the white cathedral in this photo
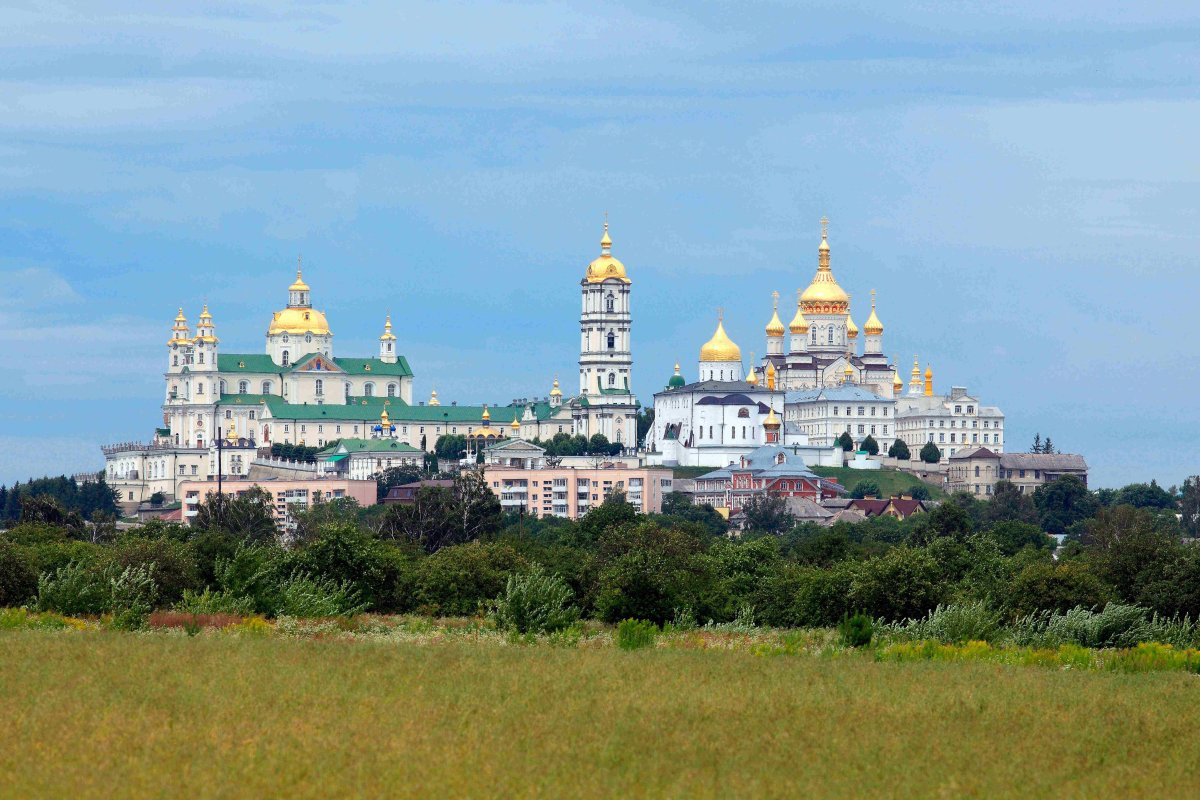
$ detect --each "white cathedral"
[103,226,639,511]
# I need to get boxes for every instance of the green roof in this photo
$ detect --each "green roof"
[215,352,413,378]
[319,438,424,455]
[218,394,563,425]
[218,353,279,373]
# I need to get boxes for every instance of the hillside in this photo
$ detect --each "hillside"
[810,466,944,499]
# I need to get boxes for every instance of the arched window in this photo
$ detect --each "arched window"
[238,381,248,394]
[387,384,396,397]
[315,379,324,395]
[262,381,272,394]
[219,380,227,394]
[282,351,290,367]
[827,328,834,344]
[364,383,375,397]
[344,382,351,400]
[198,352,205,364]
[172,355,178,366]
[607,332,615,349]
[606,293,615,313]
[608,373,616,387]
[197,383,205,394]
[810,329,816,344]
[282,334,289,343]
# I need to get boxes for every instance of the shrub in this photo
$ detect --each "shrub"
[175,587,256,616]
[106,564,159,630]
[490,565,579,634]
[1006,561,1111,616]
[0,540,38,607]
[35,561,109,616]
[616,619,658,651]
[275,572,366,618]
[404,541,524,617]
[215,544,283,614]
[838,612,874,648]
[887,601,1004,644]
[109,536,199,605]
[849,547,946,621]
[1010,603,1156,649]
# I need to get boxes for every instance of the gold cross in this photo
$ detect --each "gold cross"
[820,216,829,239]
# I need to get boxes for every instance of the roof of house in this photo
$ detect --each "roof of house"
[850,498,927,517]
[318,438,423,456]
[696,444,820,481]
[785,385,890,403]
[216,352,413,378]
[997,453,1087,472]
[484,438,547,453]
[950,446,1000,460]
[784,496,835,519]
[217,393,561,424]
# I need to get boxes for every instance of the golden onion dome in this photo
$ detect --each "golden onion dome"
[925,364,933,380]
[429,388,440,406]
[380,315,397,341]
[511,416,520,431]
[846,308,859,339]
[893,371,903,391]
[550,377,562,397]
[843,362,854,381]
[700,316,742,362]
[747,354,760,385]
[863,291,884,335]
[174,307,187,323]
[911,356,921,381]
[198,304,213,321]
[585,221,631,284]
[482,405,491,421]
[799,217,850,313]
[268,307,331,336]
[788,294,809,333]
[289,267,310,292]
[763,406,781,429]
[765,292,785,337]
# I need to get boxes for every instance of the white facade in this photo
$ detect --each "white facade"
[785,385,896,449]
[895,385,1005,463]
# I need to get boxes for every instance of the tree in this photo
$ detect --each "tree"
[860,435,879,456]
[1007,561,1111,615]
[588,433,611,454]
[375,469,500,553]
[850,481,881,499]
[987,521,1053,556]
[192,487,277,544]
[888,439,910,460]
[984,480,1039,525]
[836,432,854,452]
[20,494,85,534]
[741,495,794,535]
[148,492,166,506]
[433,434,468,461]
[593,521,713,624]
[908,499,973,545]
[636,409,655,449]
[1030,433,1058,454]
[1182,476,1200,537]
[908,485,930,501]
[919,442,941,464]
[1033,475,1098,536]
[1113,480,1176,510]
[1079,505,1181,601]
[375,465,422,502]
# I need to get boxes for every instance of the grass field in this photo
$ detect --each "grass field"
[2,631,1197,798]
[811,465,944,499]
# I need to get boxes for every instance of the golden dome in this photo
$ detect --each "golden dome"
[289,267,310,292]
[481,405,491,421]
[380,315,396,341]
[765,292,785,337]
[174,307,187,323]
[863,290,884,335]
[510,416,521,431]
[585,221,631,284]
[550,377,562,397]
[763,406,781,429]
[380,409,391,426]
[924,364,932,379]
[198,304,213,321]
[911,355,921,381]
[429,388,440,406]
[846,304,859,339]
[700,316,742,362]
[799,217,850,313]
[747,354,760,385]
[268,307,331,336]
[893,371,903,391]
[788,297,809,333]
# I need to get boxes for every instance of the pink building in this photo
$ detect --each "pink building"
[178,477,377,529]
[481,466,673,519]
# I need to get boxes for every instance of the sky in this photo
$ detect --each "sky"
[0,1,1197,489]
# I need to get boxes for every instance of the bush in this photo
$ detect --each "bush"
[214,544,283,614]
[106,564,158,630]
[849,547,946,621]
[0,540,38,607]
[850,481,881,500]
[919,442,941,464]
[275,572,366,618]
[887,601,1004,644]
[175,587,255,616]
[616,618,658,651]
[838,612,874,648]
[1007,561,1111,616]
[35,561,109,616]
[404,541,524,617]
[1009,603,1156,649]
[109,536,199,605]
[491,565,579,634]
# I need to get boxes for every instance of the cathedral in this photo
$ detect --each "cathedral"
[756,218,900,396]
[103,226,639,510]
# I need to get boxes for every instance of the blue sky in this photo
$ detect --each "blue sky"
[0,1,1196,488]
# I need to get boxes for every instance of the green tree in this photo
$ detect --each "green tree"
[887,439,910,460]
[657,493,728,537]
[836,431,854,452]
[636,409,655,449]
[908,485,930,501]
[909,498,973,544]
[1080,505,1181,602]
[984,480,1039,525]
[1181,476,1200,537]
[859,435,879,456]
[919,442,941,464]
[986,520,1053,556]
[593,521,713,624]
[588,433,611,454]
[1033,475,1098,536]
[1113,480,1176,510]
[849,546,947,621]
[191,487,277,544]
[740,495,793,535]
[433,434,468,461]
[19,495,85,535]
[0,540,38,607]
[1006,561,1111,615]
[850,481,881,499]
[375,465,422,502]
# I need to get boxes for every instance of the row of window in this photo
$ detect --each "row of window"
[831,405,889,417]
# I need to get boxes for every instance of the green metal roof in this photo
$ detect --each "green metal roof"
[218,393,564,425]
[218,353,279,373]
[319,438,424,455]
[333,356,413,377]
[325,453,349,462]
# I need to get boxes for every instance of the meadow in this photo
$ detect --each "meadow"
[2,627,1199,799]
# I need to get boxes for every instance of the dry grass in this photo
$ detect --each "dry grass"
[1,631,1198,798]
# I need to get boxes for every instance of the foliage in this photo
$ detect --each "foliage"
[1110,480,1177,510]
[405,541,524,616]
[0,539,38,607]
[657,493,728,536]
[908,485,930,501]
[175,587,255,616]
[836,431,854,452]
[850,481,880,499]
[490,565,579,634]
[375,466,422,503]
[192,487,278,543]
[1181,476,1200,537]
[837,612,873,648]
[1034,475,1098,536]
[109,535,199,604]
[919,442,941,464]
[593,521,713,625]
[0,475,118,525]
[1009,603,1157,649]
[984,480,1039,525]
[740,495,793,534]
[986,521,1052,556]
[275,572,366,618]
[859,435,879,456]
[616,618,658,650]
[884,601,1004,644]
[35,561,110,616]
[269,442,322,462]
[376,470,500,553]
[849,547,946,621]
[887,439,910,460]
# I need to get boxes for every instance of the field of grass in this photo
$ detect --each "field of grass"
[3,630,1197,798]
[811,465,944,499]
